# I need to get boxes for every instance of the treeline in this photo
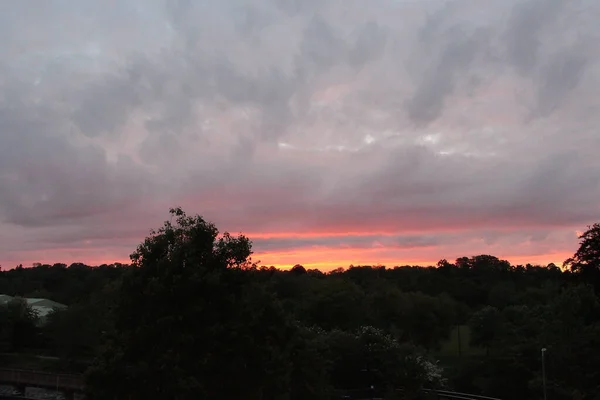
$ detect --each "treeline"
[1,211,600,400]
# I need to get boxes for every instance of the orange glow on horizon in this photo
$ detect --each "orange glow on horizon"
[2,230,574,272]
[253,248,572,272]
[4,249,571,272]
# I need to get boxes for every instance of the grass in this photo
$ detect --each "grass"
[438,325,486,358]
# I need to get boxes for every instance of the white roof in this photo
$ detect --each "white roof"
[0,294,12,304]
[0,295,67,315]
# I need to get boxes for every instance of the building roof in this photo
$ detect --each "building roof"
[0,294,12,304]
[25,298,67,309]
[0,295,67,318]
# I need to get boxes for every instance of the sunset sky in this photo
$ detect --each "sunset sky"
[1,0,599,270]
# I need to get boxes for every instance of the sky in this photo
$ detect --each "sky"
[1,0,599,270]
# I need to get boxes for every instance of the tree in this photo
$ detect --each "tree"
[455,255,511,274]
[290,264,307,275]
[564,223,600,293]
[468,306,502,355]
[43,285,117,367]
[0,298,39,352]
[288,326,332,400]
[326,326,444,399]
[564,224,600,275]
[302,277,367,330]
[365,284,456,349]
[86,208,295,400]
[487,282,517,309]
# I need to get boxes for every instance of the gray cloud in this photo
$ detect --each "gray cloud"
[406,25,490,124]
[504,0,566,75]
[1,0,600,267]
[254,233,443,253]
[535,45,589,116]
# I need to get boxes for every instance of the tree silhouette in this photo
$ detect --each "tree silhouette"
[85,208,294,400]
[564,223,600,274]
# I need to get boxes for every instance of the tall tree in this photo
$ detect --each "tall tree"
[564,224,600,274]
[86,208,294,400]
[564,223,600,291]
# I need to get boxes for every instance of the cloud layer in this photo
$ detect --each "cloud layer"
[1,0,599,269]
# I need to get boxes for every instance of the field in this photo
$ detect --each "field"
[438,325,486,358]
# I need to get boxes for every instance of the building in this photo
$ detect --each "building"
[0,295,67,324]
[0,294,12,304]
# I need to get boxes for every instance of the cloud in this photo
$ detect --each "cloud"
[1,0,599,269]
[504,0,565,75]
